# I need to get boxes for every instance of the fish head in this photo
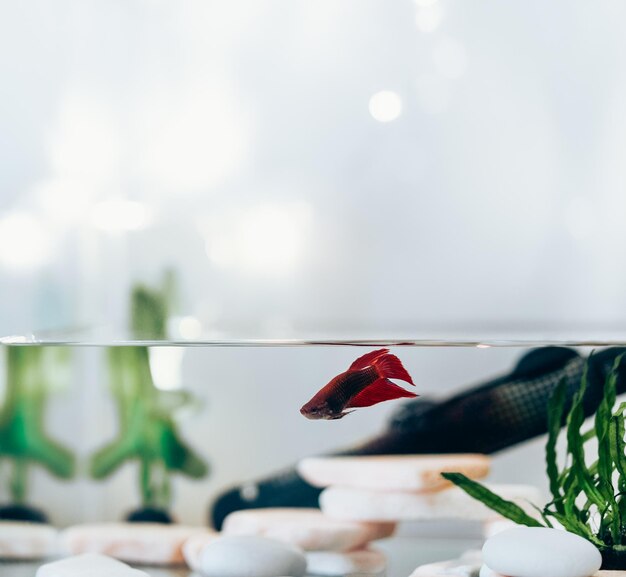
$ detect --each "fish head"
[300,399,335,420]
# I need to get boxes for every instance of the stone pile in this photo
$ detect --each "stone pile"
[219,507,392,575]
[298,454,542,525]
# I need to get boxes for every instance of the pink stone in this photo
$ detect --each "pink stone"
[298,455,490,492]
[223,508,395,551]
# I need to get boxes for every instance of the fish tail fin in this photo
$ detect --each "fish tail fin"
[372,353,415,385]
[347,378,417,408]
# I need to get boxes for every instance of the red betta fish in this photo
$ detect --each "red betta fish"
[300,348,417,420]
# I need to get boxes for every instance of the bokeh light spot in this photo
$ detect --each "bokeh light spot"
[369,91,403,122]
[91,199,150,233]
[0,212,53,271]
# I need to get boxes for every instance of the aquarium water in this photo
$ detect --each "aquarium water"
[0,338,621,576]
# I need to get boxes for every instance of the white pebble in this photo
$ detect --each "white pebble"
[198,535,307,577]
[60,523,209,566]
[479,566,504,577]
[183,532,221,572]
[0,521,58,560]
[320,484,544,521]
[36,553,148,577]
[306,549,386,576]
[223,508,395,551]
[482,519,518,539]
[298,455,490,492]
[409,551,482,577]
[482,527,602,577]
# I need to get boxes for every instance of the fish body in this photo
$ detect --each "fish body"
[300,349,417,420]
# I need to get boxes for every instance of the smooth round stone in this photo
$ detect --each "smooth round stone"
[183,532,221,572]
[298,455,490,492]
[36,553,149,577]
[483,527,602,577]
[483,519,518,539]
[223,508,395,551]
[306,548,386,576]
[320,484,544,522]
[0,521,58,559]
[198,535,307,577]
[60,523,208,566]
[479,566,504,577]
[410,551,482,577]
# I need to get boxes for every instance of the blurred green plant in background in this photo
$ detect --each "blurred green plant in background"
[90,274,208,519]
[0,346,75,520]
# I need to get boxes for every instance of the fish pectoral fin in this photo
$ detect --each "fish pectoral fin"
[346,378,418,409]
[330,410,355,420]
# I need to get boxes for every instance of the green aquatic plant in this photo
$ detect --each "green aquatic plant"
[90,278,208,517]
[91,347,208,511]
[0,346,75,518]
[443,354,626,568]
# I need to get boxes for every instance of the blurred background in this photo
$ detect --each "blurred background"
[1,0,626,526]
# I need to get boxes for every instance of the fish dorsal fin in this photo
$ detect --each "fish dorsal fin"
[346,378,418,409]
[349,348,389,371]
[373,352,415,385]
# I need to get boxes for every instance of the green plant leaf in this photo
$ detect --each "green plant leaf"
[528,501,553,528]
[547,510,603,546]
[441,472,544,527]
[565,364,605,510]
[561,467,584,527]
[611,402,626,544]
[595,356,621,543]
[581,429,596,443]
[611,412,626,481]
[546,377,567,513]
